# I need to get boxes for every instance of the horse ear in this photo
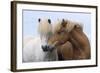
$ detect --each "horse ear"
[62,19,67,27]
[38,18,41,22]
[62,19,64,22]
[74,24,83,31]
[48,19,51,24]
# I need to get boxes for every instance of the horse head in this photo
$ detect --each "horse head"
[48,19,83,47]
[48,19,90,60]
[38,18,56,52]
[47,19,70,48]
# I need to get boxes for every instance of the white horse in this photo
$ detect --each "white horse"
[23,18,58,62]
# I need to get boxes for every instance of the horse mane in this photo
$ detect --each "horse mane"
[53,19,83,33]
[65,19,83,32]
[38,18,52,35]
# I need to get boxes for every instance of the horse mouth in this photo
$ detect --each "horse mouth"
[42,45,55,52]
[42,45,48,52]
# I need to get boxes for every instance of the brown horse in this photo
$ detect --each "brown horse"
[48,19,91,60]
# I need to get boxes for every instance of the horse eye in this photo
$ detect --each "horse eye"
[57,31,61,34]
[58,30,66,35]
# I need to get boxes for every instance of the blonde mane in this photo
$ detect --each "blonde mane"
[53,19,83,33]
[65,19,83,32]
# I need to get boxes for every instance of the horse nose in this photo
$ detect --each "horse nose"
[42,45,55,52]
[41,45,48,51]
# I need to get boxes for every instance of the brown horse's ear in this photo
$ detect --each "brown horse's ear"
[61,19,67,27]
[74,24,83,31]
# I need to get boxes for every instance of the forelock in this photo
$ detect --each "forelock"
[38,18,52,34]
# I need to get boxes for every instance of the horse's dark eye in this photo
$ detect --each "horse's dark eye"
[57,30,65,34]
[57,31,61,34]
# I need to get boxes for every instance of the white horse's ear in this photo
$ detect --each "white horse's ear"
[38,18,41,22]
[48,19,51,24]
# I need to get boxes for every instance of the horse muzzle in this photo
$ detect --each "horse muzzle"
[41,45,55,52]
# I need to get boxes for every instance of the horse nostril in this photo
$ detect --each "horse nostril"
[47,45,49,49]
[42,45,55,52]
[41,45,48,51]
[42,45,45,50]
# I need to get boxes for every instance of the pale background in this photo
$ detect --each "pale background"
[0,0,99,73]
[23,10,91,40]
